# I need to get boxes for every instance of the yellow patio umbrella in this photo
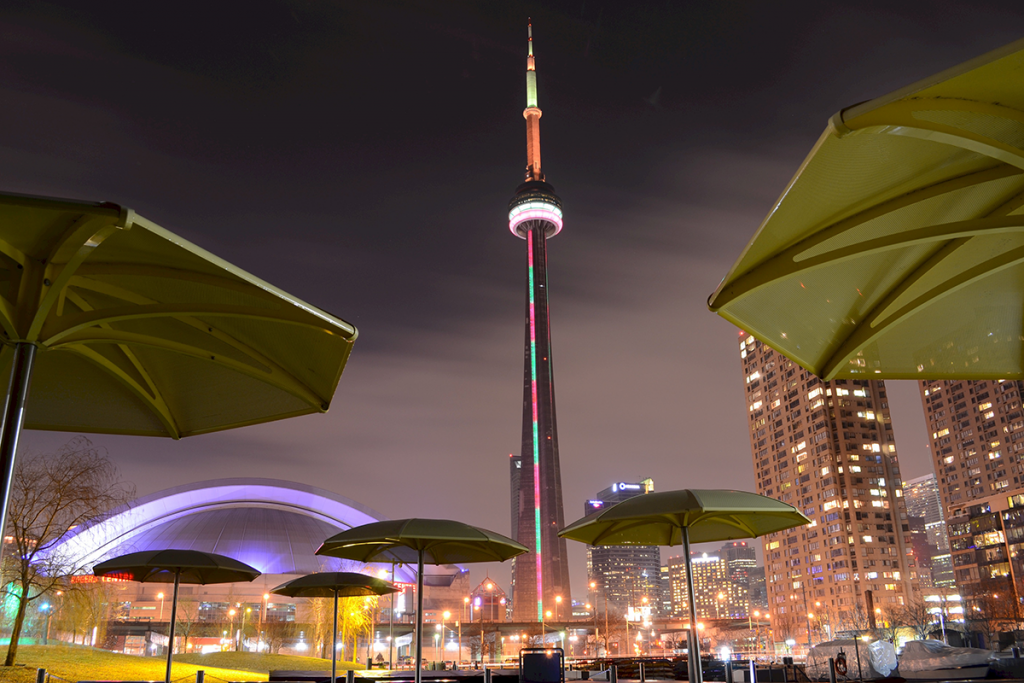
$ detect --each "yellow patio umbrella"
[0,190,357,538]
[560,489,810,683]
[709,37,1024,381]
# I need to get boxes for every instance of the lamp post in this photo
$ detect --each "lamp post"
[157,592,165,621]
[750,610,760,659]
[434,624,441,664]
[39,602,51,645]
[228,608,237,651]
[476,602,482,662]
[442,611,450,665]
[260,593,270,652]
[544,611,552,643]
[242,607,251,652]
[555,595,562,623]
[462,596,469,665]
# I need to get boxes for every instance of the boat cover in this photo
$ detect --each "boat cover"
[899,640,992,673]
[806,639,896,679]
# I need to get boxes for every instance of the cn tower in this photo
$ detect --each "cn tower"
[508,21,571,622]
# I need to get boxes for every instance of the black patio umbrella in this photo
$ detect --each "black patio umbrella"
[316,519,528,683]
[271,572,398,683]
[94,549,260,683]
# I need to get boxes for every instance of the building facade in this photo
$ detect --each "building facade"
[903,474,955,588]
[919,380,1024,517]
[508,23,572,621]
[919,380,1024,605]
[585,480,662,617]
[740,335,918,644]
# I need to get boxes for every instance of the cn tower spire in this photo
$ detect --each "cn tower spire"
[524,19,543,182]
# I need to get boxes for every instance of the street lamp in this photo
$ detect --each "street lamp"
[241,607,251,651]
[555,595,562,623]
[544,611,552,641]
[259,593,270,652]
[434,624,442,664]
[228,608,237,651]
[39,603,51,645]
[442,611,450,664]
[157,592,165,621]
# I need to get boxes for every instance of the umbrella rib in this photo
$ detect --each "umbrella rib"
[25,215,128,342]
[59,289,182,438]
[844,98,1024,171]
[709,164,1019,310]
[51,328,330,410]
[821,241,1024,379]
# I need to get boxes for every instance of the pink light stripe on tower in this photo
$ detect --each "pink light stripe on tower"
[528,229,543,619]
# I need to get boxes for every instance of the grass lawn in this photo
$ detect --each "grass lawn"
[0,645,363,683]
[174,652,364,674]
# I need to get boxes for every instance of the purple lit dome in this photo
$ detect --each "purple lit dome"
[47,478,418,581]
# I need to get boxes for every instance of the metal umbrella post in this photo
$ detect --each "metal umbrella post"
[0,343,36,544]
[682,526,702,683]
[163,569,181,683]
[331,589,339,683]
[415,550,424,683]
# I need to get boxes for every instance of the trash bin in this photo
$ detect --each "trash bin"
[520,647,564,683]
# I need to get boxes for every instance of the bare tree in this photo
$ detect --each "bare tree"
[900,597,938,640]
[876,605,904,644]
[964,592,1014,649]
[175,597,200,653]
[59,581,114,645]
[3,437,134,665]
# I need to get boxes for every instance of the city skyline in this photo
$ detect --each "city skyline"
[4,2,1020,599]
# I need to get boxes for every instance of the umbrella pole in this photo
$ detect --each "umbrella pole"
[332,588,338,683]
[0,343,36,548]
[165,569,181,683]
[389,561,396,670]
[415,550,424,683]
[682,527,703,683]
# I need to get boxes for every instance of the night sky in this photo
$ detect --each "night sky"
[4,1,1022,598]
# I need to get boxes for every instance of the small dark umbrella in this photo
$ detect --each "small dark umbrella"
[271,572,398,683]
[94,549,260,683]
[316,519,528,683]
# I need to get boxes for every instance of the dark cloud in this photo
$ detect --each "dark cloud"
[7,0,1021,594]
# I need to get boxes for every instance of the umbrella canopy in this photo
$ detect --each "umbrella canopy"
[94,549,260,683]
[0,191,357,560]
[708,38,1024,381]
[270,571,398,599]
[271,572,398,683]
[558,489,811,545]
[92,549,262,584]
[317,518,528,564]
[317,519,527,683]
[560,490,809,683]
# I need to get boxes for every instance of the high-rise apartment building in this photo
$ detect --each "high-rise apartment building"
[919,380,1024,516]
[902,473,954,588]
[919,380,1024,601]
[585,480,662,617]
[667,551,748,619]
[740,335,918,643]
[903,474,948,552]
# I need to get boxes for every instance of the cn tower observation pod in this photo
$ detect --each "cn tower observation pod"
[508,180,563,238]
